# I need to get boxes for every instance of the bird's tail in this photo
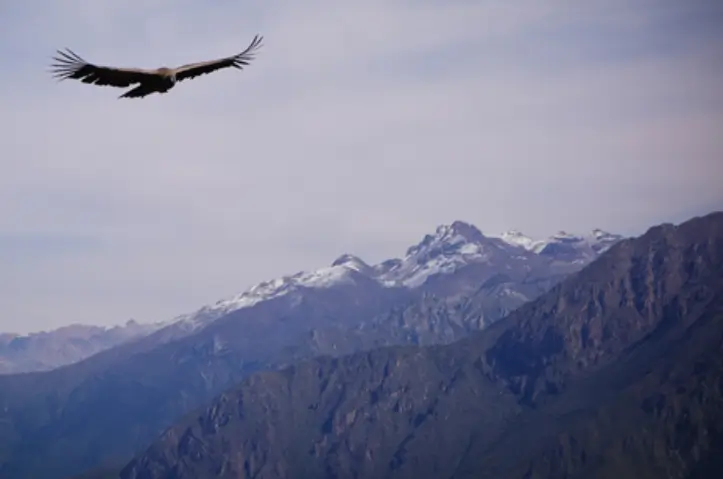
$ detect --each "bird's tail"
[119,84,158,99]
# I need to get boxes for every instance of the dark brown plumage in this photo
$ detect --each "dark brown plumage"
[50,34,263,99]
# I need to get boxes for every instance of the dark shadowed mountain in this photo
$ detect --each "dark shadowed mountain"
[120,211,723,479]
[0,221,618,479]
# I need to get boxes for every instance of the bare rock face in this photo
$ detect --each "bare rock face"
[483,215,723,405]
[120,212,723,479]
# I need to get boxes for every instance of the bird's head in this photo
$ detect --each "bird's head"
[157,67,177,82]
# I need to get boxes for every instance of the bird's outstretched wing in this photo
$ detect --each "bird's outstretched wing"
[172,34,263,82]
[50,49,160,88]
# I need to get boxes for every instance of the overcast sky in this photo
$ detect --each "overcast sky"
[1,0,722,333]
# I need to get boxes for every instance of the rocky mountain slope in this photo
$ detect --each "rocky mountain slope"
[120,211,723,479]
[0,221,618,479]
[0,321,163,375]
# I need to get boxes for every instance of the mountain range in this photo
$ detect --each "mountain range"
[0,223,620,376]
[119,210,723,479]
[0,221,621,478]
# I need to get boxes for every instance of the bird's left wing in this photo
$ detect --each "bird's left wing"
[173,34,263,82]
[50,48,160,88]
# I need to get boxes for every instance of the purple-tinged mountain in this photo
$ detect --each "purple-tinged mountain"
[120,211,723,479]
[155,220,621,338]
[499,227,623,264]
[0,320,164,375]
[0,220,621,478]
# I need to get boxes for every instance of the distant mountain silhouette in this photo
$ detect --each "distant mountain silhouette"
[0,321,162,374]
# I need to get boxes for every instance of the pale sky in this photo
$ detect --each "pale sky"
[1,0,722,334]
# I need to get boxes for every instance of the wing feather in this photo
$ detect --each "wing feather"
[49,48,160,88]
[172,34,263,82]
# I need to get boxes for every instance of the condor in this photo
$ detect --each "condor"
[50,34,263,99]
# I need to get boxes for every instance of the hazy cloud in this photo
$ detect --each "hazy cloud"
[1,0,722,332]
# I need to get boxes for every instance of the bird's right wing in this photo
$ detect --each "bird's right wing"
[50,49,160,88]
[172,34,264,82]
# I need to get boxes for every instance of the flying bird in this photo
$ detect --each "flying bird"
[49,34,263,99]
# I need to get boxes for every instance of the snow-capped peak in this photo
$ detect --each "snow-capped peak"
[381,220,499,288]
[331,254,372,274]
[500,229,540,251]
[161,221,623,334]
[591,228,618,241]
[170,260,364,332]
[500,228,625,258]
[498,227,624,256]
[166,220,501,332]
[551,230,581,240]
[587,228,624,254]
[405,221,485,257]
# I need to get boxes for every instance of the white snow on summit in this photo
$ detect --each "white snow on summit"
[380,222,493,288]
[498,228,622,255]
[331,254,374,275]
[500,230,543,251]
[161,221,623,334]
[169,262,361,331]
